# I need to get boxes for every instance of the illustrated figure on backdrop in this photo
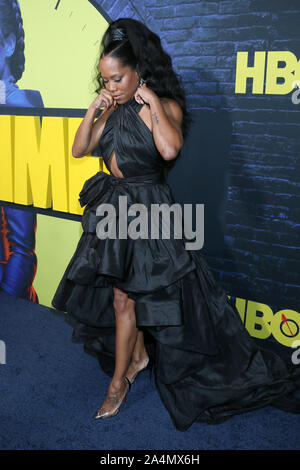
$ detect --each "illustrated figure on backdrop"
[51,18,300,431]
[0,0,43,302]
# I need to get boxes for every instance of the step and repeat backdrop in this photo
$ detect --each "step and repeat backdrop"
[0,0,299,350]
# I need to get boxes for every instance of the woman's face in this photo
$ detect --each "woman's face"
[0,29,16,80]
[99,55,139,104]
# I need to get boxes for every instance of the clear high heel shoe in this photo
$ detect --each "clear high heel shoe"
[92,376,131,420]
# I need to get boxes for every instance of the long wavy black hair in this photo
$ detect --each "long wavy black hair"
[0,0,25,82]
[93,18,191,141]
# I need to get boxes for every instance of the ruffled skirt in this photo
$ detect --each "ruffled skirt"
[51,170,300,431]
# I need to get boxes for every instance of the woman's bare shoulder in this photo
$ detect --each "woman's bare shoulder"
[160,97,177,104]
[160,97,183,122]
[160,97,182,111]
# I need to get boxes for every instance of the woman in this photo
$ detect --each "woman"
[0,0,42,302]
[51,18,300,431]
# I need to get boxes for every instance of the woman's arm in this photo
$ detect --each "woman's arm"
[134,84,184,161]
[72,105,114,158]
[149,97,184,161]
[72,90,118,158]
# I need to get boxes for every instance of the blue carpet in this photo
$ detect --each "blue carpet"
[0,289,299,450]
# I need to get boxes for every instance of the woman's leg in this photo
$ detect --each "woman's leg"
[109,289,149,388]
[125,330,149,383]
[131,330,149,362]
[109,287,137,390]
[94,287,141,415]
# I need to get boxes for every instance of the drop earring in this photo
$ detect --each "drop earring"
[138,77,146,88]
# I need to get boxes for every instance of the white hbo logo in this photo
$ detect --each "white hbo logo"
[0,340,6,365]
[291,340,300,365]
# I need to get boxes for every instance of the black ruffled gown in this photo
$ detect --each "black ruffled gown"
[51,96,300,431]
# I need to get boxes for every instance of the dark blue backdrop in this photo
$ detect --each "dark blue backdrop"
[93,0,300,317]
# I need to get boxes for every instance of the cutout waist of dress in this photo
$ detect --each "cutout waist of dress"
[78,170,165,208]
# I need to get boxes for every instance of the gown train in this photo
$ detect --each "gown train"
[51,96,300,431]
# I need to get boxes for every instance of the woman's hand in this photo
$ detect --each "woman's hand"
[90,89,118,111]
[72,89,118,158]
[134,82,157,106]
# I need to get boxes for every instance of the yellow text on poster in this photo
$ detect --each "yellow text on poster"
[0,114,106,215]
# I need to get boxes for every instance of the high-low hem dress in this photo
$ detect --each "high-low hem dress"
[51,96,300,432]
